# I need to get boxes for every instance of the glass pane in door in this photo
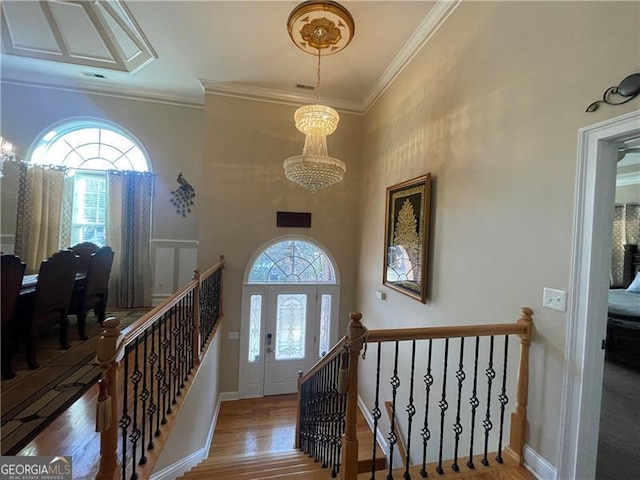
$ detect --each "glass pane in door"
[275,294,306,360]
[319,294,332,357]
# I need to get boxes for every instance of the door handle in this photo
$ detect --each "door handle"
[266,333,272,353]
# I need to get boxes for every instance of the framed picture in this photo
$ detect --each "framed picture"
[383,174,431,302]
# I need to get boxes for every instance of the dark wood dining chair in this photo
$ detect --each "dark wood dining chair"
[1,254,26,379]
[69,246,114,340]
[16,249,77,369]
[70,241,99,274]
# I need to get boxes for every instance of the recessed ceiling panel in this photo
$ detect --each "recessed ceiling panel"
[1,1,60,54]
[48,1,114,62]
[0,0,156,73]
[97,2,142,63]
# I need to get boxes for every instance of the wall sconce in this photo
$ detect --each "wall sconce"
[586,70,640,112]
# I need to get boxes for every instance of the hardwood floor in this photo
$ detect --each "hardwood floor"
[14,392,535,480]
[209,394,298,458]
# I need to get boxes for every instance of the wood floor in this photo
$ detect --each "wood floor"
[13,391,536,480]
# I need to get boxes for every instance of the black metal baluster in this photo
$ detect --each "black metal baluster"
[496,336,510,464]
[161,314,170,423]
[331,355,341,477]
[187,290,195,371]
[371,343,382,480]
[129,337,142,479]
[420,339,433,478]
[119,345,131,480]
[148,322,157,448]
[178,300,186,392]
[436,338,449,475]
[139,330,149,465]
[171,308,179,405]
[403,340,417,480]
[481,336,495,466]
[467,337,480,469]
[321,361,328,468]
[387,341,400,480]
[451,338,465,472]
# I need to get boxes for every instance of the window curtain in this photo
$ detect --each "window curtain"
[106,170,153,308]
[611,204,640,286]
[14,163,70,273]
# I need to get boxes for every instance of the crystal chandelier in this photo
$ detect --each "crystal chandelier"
[284,1,355,192]
[0,136,18,178]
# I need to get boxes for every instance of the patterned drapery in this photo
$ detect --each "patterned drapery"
[106,170,153,308]
[611,204,640,286]
[14,163,70,273]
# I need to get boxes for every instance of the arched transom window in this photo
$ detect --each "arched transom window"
[31,122,150,171]
[29,120,150,246]
[247,239,337,284]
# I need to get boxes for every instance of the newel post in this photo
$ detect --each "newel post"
[96,317,123,480]
[193,268,202,365]
[341,312,365,480]
[508,307,533,465]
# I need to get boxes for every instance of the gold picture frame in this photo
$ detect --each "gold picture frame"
[383,174,431,302]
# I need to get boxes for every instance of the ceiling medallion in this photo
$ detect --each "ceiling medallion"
[284,1,355,192]
[287,1,355,56]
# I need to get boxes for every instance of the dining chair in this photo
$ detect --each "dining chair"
[1,254,26,379]
[69,246,115,340]
[17,249,77,369]
[70,241,99,274]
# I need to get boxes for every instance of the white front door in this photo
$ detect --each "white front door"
[263,285,317,395]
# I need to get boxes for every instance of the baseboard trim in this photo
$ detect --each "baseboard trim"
[220,391,239,401]
[357,395,389,456]
[149,391,227,480]
[523,444,556,480]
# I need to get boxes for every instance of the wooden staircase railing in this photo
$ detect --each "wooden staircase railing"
[296,307,533,480]
[95,256,225,480]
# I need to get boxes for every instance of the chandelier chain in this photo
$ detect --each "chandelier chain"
[315,46,321,104]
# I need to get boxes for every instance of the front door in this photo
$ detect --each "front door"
[263,285,317,395]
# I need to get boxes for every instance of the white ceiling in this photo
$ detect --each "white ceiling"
[0,0,455,112]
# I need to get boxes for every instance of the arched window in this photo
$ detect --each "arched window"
[247,239,337,284]
[29,120,150,246]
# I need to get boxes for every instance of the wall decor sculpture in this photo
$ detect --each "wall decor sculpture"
[383,174,432,302]
[170,172,195,217]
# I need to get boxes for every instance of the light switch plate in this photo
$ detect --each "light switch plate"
[228,331,239,340]
[543,287,567,312]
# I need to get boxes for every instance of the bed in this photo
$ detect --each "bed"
[606,244,640,368]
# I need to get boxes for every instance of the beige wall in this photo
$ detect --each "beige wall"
[198,94,362,393]
[0,82,202,243]
[355,0,639,468]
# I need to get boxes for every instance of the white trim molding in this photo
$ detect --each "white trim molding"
[559,110,640,480]
[524,444,556,480]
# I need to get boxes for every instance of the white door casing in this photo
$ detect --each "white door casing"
[239,237,341,398]
[558,110,640,480]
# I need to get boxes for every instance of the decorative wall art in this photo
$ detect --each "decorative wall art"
[383,174,431,302]
[170,172,195,217]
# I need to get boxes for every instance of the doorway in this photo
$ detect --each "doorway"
[239,237,340,397]
[558,110,640,480]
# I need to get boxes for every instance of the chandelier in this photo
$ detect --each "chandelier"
[284,1,355,192]
[0,136,18,178]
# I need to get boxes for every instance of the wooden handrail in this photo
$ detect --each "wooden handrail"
[116,259,224,355]
[365,322,527,343]
[298,336,346,384]
[95,257,225,479]
[200,256,224,281]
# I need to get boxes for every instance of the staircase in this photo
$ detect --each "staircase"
[179,450,333,479]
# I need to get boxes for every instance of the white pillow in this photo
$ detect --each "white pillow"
[626,271,640,293]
